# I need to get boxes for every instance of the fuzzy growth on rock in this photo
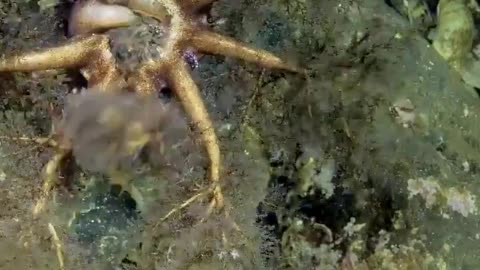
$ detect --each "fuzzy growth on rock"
[61,90,195,174]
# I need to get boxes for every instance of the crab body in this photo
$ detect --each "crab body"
[73,0,205,85]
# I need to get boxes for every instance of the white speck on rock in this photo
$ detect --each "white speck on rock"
[445,188,477,217]
[407,176,441,207]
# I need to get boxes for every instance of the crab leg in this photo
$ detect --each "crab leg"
[186,29,302,73]
[167,59,220,182]
[131,56,223,208]
[33,149,71,217]
[0,35,125,91]
[167,59,223,208]
[0,38,91,71]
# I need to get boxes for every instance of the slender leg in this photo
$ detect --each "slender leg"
[0,35,126,92]
[186,29,302,73]
[167,59,223,208]
[48,223,66,270]
[131,58,224,209]
[167,59,220,181]
[0,37,93,71]
[33,148,71,217]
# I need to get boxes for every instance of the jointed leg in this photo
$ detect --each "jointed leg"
[0,38,93,72]
[0,35,125,91]
[48,222,66,270]
[132,58,224,210]
[187,29,302,73]
[33,148,71,217]
[167,59,223,209]
[0,34,126,215]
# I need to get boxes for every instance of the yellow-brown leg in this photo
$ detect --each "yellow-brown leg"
[166,59,223,209]
[33,148,71,217]
[0,35,125,91]
[131,58,224,210]
[0,35,126,214]
[186,29,302,73]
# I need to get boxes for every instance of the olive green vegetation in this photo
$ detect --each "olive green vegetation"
[2,0,480,269]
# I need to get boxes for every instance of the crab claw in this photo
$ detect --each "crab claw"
[69,0,139,36]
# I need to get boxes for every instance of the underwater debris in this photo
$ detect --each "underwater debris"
[390,98,416,128]
[408,176,478,217]
[281,218,341,269]
[444,187,477,217]
[407,176,442,208]
[294,145,336,199]
[37,0,59,12]
[365,239,440,270]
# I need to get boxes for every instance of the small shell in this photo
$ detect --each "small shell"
[432,0,474,67]
[69,0,139,36]
[126,0,169,22]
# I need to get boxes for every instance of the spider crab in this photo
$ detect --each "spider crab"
[0,0,301,218]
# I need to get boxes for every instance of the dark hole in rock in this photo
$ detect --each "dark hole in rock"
[298,188,358,233]
[157,86,173,101]
[70,184,140,264]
